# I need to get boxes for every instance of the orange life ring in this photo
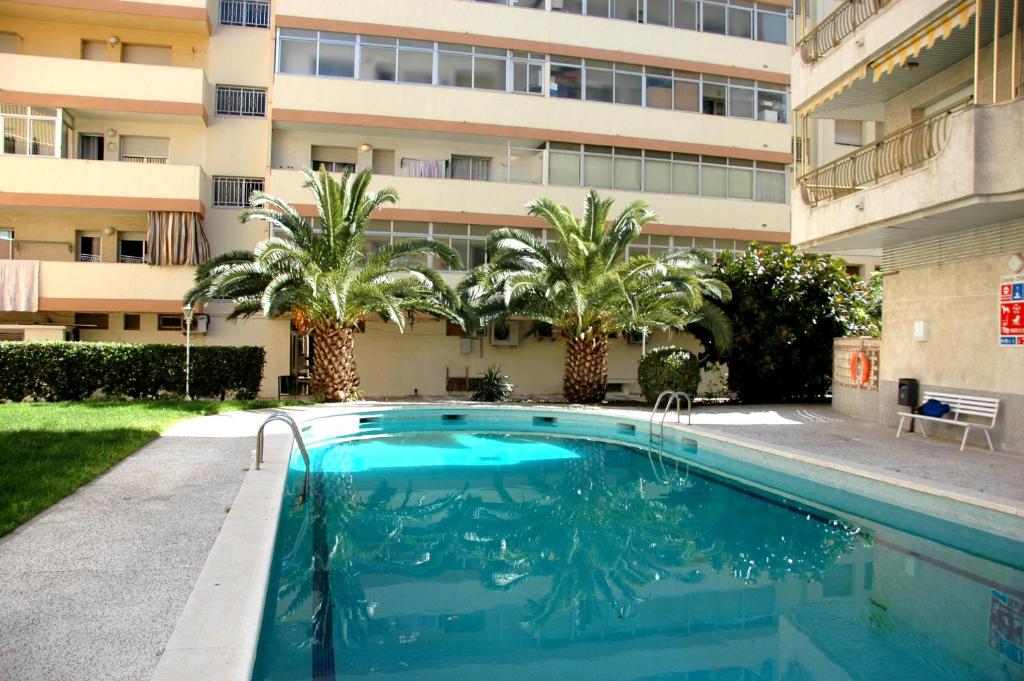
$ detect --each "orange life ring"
[848,351,871,385]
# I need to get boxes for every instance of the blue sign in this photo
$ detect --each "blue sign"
[1013,283,1024,301]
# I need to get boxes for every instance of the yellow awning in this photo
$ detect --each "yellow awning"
[871,0,977,81]
[799,64,869,115]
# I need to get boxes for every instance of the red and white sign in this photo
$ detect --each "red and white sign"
[1000,274,1024,347]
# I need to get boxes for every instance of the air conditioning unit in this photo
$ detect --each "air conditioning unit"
[184,314,210,335]
[490,321,520,347]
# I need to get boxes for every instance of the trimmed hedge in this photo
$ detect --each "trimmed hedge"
[637,346,701,404]
[0,341,266,402]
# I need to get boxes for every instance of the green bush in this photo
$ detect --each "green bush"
[471,365,515,402]
[637,347,701,403]
[691,243,881,403]
[0,342,266,402]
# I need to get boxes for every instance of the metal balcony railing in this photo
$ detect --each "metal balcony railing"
[120,156,167,164]
[798,100,970,207]
[79,253,101,262]
[798,0,891,63]
[219,0,269,28]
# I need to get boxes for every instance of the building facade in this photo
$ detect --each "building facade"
[0,0,793,398]
[792,0,1024,449]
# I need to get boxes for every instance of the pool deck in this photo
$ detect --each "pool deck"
[0,402,1022,680]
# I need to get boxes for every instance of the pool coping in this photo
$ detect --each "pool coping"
[149,403,1024,680]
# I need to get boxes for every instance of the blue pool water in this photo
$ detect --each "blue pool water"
[253,427,1024,681]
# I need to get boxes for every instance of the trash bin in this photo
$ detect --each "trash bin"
[898,378,919,432]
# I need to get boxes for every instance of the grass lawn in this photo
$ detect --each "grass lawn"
[0,400,298,537]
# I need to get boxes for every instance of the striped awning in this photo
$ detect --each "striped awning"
[871,0,977,81]
[146,211,211,266]
[799,64,870,115]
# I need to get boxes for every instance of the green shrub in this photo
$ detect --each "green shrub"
[637,347,701,403]
[0,342,266,402]
[471,365,515,402]
[691,243,880,403]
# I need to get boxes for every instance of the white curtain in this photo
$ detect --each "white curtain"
[0,260,39,312]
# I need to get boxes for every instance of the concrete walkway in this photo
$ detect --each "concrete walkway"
[0,409,276,681]
[0,402,1021,681]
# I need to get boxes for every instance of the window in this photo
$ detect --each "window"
[75,313,109,330]
[755,162,787,202]
[158,315,184,331]
[509,145,544,184]
[586,61,614,102]
[0,229,13,240]
[124,314,141,331]
[79,133,103,160]
[727,2,754,38]
[397,39,434,84]
[361,36,397,81]
[702,80,727,116]
[122,44,172,66]
[82,40,110,61]
[511,52,545,94]
[215,85,266,117]
[78,235,102,262]
[0,32,18,54]
[118,233,147,264]
[472,47,507,90]
[119,136,169,164]
[835,119,864,146]
[311,145,357,173]
[450,156,492,181]
[756,7,787,44]
[728,81,755,118]
[213,176,264,207]
[646,68,673,109]
[220,0,269,28]
[371,149,395,175]
[312,160,355,173]
[675,0,699,29]
[1,105,58,157]
[702,1,727,33]
[548,143,581,185]
[319,33,357,77]
[757,86,788,123]
[550,57,583,99]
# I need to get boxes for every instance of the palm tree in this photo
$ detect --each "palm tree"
[460,190,732,403]
[184,167,464,401]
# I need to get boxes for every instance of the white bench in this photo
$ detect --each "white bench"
[896,390,999,451]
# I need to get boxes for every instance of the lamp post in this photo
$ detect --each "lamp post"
[182,302,194,401]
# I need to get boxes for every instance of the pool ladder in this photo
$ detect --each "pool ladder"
[256,411,311,505]
[647,391,692,483]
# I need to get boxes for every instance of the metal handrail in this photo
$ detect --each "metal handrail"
[648,390,693,440]
[798,0,889,63]
[256,411,311,505]
[798,99,971,207]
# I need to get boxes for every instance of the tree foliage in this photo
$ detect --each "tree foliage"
[693,243,881,403]
[636,346,701,403]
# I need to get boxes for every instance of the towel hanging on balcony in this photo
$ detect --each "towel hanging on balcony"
[146,211,211,266]
[0,260,39,312]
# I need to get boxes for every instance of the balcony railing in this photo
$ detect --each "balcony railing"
[79,253,101,263]
[120,156,167,164]
[798,0,890,63]
[119,254,145,264]
[798,100,969,206]
[220,0,269,28]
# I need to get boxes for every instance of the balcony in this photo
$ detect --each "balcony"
[0,157,207,215]
[792,97,1024,251]
[797,0,892,64]
[37,261,198,314]
[272,76,792,158]
[0,54,210,122]
[267,168,791,237]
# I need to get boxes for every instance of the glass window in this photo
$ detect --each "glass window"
[585,63,614,102]
[646,72,674,109]
[474,53,507,90]
[318,41,355,77]
[644,158,672,193]
[702,81,727,116]
[451,155,492,181]
[672,161,699,194]
[614,70,643,105]
[702,162,727,197]
[728,6,753,38]
[554,0,584,12]
[613,155,642,190]
[613,0,639,21]
[360,44,396,81]
[439,50,473,87]
[398,48,433,84]
[279,38,316,75]
[728,166,753,199]
[757,88,788,123]
[550,61,583,99]
[647,0,672,25]
[512,54,544,94]
[510,147,543,184]
[756,168,786,203]
[674,0,698,29]
[729,85,755,118]
[549,148,581,185]
[702,2,727,33]
[674,79,700,112]
[588,0,611,16]
[583,151,613,188]
[757,10,788,44]
[468,241,488,268]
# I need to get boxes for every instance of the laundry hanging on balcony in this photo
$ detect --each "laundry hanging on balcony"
[146,211,211,266]
[0,260,39,312]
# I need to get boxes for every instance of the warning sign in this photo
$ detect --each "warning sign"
[1000,274,1024,347]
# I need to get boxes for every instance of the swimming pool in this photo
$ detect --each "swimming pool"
[251,407,1024,681]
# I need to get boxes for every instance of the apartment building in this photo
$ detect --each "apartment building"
[792,0,1024,447]
[0,0,793,398]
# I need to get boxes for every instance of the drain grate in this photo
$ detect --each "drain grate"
[140,494,173,503]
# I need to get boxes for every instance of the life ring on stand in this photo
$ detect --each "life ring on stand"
[848,351,871,385]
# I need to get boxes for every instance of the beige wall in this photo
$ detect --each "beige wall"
[0,210,148,262]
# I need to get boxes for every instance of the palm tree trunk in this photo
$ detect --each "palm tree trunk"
[311,320,360,402]
[562,329,609,403]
